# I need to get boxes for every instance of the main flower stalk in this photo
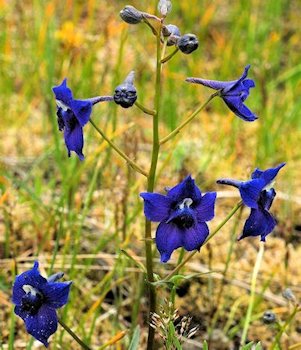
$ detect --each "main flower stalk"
[145,21,163,350]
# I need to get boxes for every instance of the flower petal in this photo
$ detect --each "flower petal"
[223,95,257,122]
[222,65,251,93]
[16,304,58,347]
[64,121,84,160]
[42,281,72,309]
[239,178,266,209]
[12,262,47,306]
[140,193,172,222]
[182,222,209,251]
[239,208,277,241]
[260,189,276,211]
[195,192,217,222]
[71,99,93,127]
[155,222,183,263]
[52,79,73,106]
[251,163,285,184]
[166,175,202,203]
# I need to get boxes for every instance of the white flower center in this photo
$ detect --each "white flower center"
[179,197,193,210]
[56,99,69,111]
[264,180,275,191]
[22,284,38,296]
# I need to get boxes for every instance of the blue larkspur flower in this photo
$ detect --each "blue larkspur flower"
[52,79,113,160]
[12,262,72,347]
[140,176,216,262]
[217,163,285,241]
[186,65,257,121]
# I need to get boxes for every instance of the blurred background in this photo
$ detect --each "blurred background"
[0,0,301,348]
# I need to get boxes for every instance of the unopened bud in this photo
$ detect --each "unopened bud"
[158,0,172,16]
[177,34,199,54]
[163,24,181,46]
[114,71,137,108]
[262,310,277,324]
[120,6,143,24]
[283,288,296,303]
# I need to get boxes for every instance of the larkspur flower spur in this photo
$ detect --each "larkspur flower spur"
[12,261,72,347]
[140,176,216,262]
[52,79,113,160]
[217,163,285,241]
[186,65,257,121]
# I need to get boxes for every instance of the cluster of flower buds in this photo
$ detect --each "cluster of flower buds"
[120,2,199,55]
[163,24,199,54]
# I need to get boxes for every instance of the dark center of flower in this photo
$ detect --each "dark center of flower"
[65,114,78,131]
[21,285,44,315]
[172,198,195,229]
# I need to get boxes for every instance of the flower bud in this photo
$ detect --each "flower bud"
[120,5,143,24]
[114,71,137,108]
[158,0,172,16]
[282,288,296,303]
[177,34,199,54]
[163,24,181,46]
[262,310,277,325]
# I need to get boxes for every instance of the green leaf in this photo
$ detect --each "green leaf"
[255,342,263,350]
[203,340,209,350]
[167,322,182,350]
[128,325,140,350]
[241,342,254,350]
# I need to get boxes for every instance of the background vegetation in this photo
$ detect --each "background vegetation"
[0,0,300,348]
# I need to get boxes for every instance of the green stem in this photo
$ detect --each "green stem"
[58,318,92,350]
[160,92,219,145]
[271,306,299,350]
[89,118,147,177]
[163,201,243,281]
[145,22,163,350]
[135,101,156,116]
[208,206,244,341]
[161,47,179,64]
[142,18,158,35]
[240,242,265,347]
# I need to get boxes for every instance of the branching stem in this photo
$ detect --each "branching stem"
[89,118,147,177]
[160,92,219,145]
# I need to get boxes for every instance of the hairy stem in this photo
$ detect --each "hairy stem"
[145,22,163,350]
[89,118,147,177]
[163,201,243,281]
[240,242,265,347]
[58,318,92,350]
[160,92,219,145]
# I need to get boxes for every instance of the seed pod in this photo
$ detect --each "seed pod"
[262,310,277,324]
[163,24,181,46]
[158,0,172,16]
[120,5,143,24]
[114,71,137,108]
[177,34,199,54]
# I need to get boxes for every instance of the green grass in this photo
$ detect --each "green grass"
[0,0,301,349]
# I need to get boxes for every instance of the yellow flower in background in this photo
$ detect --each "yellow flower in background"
[55,21,84,48]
